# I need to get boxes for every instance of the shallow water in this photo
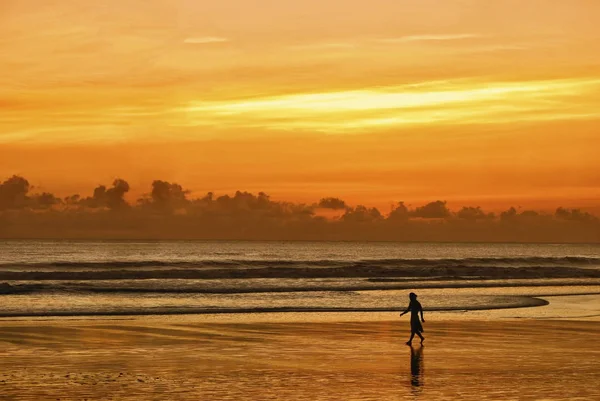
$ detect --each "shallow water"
[2,284,600,317]
[1,240,599,317]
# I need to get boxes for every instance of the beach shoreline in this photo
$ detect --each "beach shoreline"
[1,295,599,400]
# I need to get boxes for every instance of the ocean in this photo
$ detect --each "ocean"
[1,240,599,317]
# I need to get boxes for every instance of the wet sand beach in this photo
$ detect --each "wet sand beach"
[1,295,599,400]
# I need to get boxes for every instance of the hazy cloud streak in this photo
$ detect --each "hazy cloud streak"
[177,78,600,132]
[379,34,481,43]
[183,37,229,44]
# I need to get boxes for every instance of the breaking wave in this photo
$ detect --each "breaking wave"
[0,257,599,282]
[2,256,599,269]
[2,242,598,318]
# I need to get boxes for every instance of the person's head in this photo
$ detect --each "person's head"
[409,292,417,301]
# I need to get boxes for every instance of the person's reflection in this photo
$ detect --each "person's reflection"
[410,345,424,391]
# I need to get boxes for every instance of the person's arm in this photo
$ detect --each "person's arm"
[419,304,425,322]
[399,302,411,316]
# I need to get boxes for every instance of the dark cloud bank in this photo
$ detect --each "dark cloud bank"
[0,175,598,242]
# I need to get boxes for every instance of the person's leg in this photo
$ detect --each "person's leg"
[416,331,425,344]
[406,331,415,345]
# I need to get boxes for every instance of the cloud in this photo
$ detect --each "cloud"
[178,77,600,133]
[500,207,518,221]
[341,205,383,223]
[499,207,558,224]
[289,42,356,50]
[1,176,599,242]
[387,202,409,222]
[183,37,229,44]
[317,197,348,210]
[459,44,530,54]
[456,206,494,220]
[64,194,81,205]
[0,175,31,210]
[0,175,61,210]
[138,180,190,211]
[555,207,597,223]
[411,201,450,219]
[379,34,481,44]
[208,191,314,223]
[30,192,62,209]
[79,179,130,210]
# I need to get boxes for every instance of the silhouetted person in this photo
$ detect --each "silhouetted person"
[399,292,425,345]
[410,345,424,389]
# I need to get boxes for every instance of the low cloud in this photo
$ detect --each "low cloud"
[341,205,383,223]
[30,192,62,209]
[555,207,597,223]
[388,202,410,222]
[0,175,598,242]
[0,175,62,210]
[500,207,544,222]
[457,206,494,221]
[317,197,348,210]
[79,179,130,210]
[411,200,451,219]
[0,175,30,210]
[139,180,189,211]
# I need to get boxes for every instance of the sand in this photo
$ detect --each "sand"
[1,296,599,400]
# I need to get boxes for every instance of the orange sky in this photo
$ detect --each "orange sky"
[1,0,600,212]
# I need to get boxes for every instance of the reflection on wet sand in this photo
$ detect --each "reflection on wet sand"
[0,318,599,400]
[410,345,424,394]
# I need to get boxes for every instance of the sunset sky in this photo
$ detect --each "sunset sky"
[1,0,599,213]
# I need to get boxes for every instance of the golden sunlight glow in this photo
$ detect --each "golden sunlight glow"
[1,0,599,212]
[178,78,600,132]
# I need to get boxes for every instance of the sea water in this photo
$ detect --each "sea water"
[0,240,599,317]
